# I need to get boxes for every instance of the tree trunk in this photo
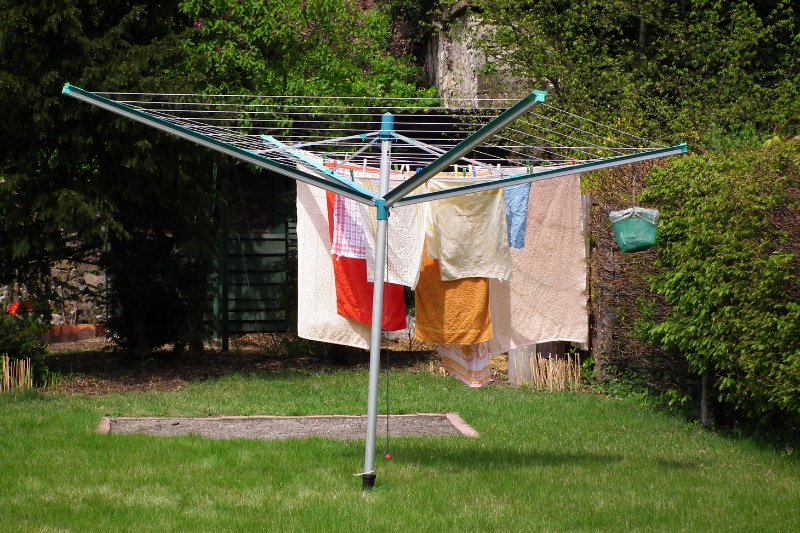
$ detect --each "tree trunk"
[700,369,714,427]
[633,17,647,69]
[130,314,151,360]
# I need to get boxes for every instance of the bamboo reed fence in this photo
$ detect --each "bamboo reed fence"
[516,352,582,391]
[1,354,33,392]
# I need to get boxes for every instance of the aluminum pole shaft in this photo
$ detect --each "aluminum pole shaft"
[362,114,393,490]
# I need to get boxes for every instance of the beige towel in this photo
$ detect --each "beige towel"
[487,174,588,355]
[427,178,512,281]
[296,182,370,349]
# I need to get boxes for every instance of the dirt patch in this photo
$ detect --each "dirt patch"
[44,335,442,395]
[43,333,508,395]
[100,413,479,441]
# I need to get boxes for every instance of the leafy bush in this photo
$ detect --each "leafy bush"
[641,138,800,427]
[0,301,48,384]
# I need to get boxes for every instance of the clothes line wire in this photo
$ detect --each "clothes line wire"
[80,89,676,181]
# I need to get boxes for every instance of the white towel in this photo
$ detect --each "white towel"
[487,174,588,355]
[296,182,370,349]
[359,177,427,289]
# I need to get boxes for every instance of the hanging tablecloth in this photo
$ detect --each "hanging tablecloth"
[487,173,588,355]
[326,191,407,331]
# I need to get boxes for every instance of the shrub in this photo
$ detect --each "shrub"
[0,301,48,384]
[641,139,800,427]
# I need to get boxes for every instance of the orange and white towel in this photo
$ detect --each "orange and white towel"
[437,342,492,388]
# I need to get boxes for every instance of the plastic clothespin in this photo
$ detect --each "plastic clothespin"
[349,169,355,181]
[471,164,476,177]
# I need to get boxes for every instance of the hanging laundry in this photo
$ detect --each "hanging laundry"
[437,342,492,388]
[427,178,512,281]
[504,182,532,249]
[330,194,366,259]
[326,191,407,331]
[487,174,588,355]
[358,177,427,289]
[414,241,492,345]
[295,182,371,349]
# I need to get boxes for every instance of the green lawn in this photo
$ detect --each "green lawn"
[1,368,798,532]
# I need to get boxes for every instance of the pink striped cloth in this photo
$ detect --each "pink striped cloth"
[330,194,366,259]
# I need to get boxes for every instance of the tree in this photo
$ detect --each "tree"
[179,0,432,97]
[469,0,800,147]
[641,140,800,428]
[0,0,216,357]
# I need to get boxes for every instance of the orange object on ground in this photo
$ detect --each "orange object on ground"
[326,192,406,330]
[414,241,492,345]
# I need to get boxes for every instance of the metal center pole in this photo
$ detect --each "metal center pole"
[362,113,393,490]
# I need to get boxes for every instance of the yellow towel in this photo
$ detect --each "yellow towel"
[426,179,512,281]
[414,242,492,345]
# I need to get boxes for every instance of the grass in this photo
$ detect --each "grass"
[1,368,799,532]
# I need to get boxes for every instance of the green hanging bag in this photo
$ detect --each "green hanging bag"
[609,206,659,253]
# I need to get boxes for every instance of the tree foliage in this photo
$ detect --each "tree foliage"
[640,140,800,426]
[179,0,431,97]
[470,0,800,428]
[1,0,434,357]
[470,0,800,147]
[0,0,216,356]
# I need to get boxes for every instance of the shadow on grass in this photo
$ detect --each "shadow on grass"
[395,441,700,471]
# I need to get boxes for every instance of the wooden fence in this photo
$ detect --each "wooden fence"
[1,354,32,392]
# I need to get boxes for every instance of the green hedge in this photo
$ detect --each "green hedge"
[641,139,800,426]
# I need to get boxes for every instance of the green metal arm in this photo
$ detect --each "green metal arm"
[382,89,547,207]
[393,143,688,207]
[61,83,375,204]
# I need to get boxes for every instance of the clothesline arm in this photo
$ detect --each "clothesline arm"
[61,83,376,205]
[383,89,548,207]
[392,143,688,207]
[389,132,511,177]
[260,135,379,203]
